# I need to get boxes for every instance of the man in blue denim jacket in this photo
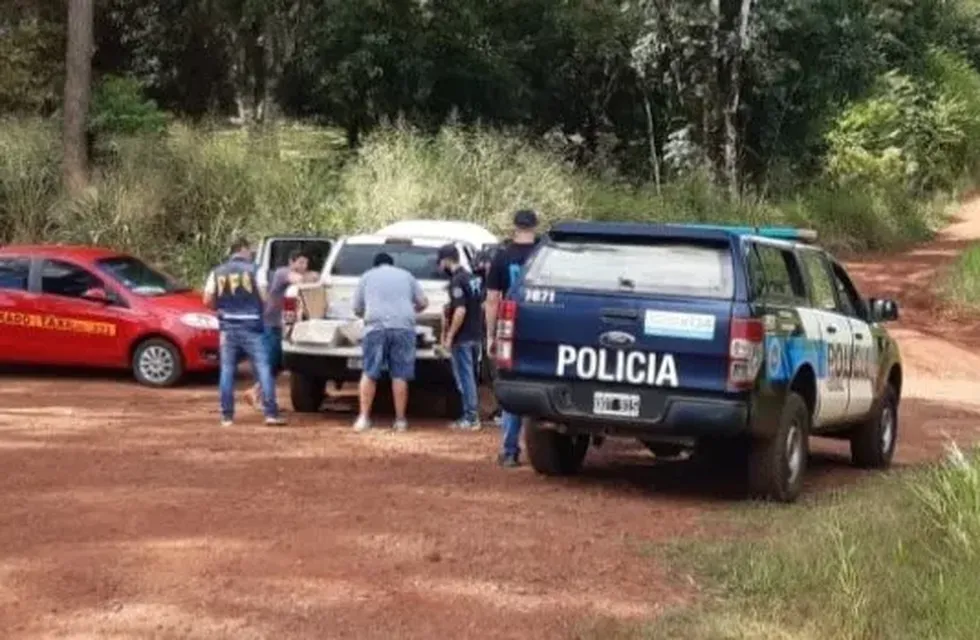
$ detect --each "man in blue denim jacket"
[203,238,285,427]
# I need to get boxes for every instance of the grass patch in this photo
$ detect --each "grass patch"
[0,117,954,282]
[594,445,980,640]
[946,243,980,307]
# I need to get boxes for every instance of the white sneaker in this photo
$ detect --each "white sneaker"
[393,418,408,432]
[353,416,372,432]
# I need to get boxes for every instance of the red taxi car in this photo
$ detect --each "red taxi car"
[0,245,220,387]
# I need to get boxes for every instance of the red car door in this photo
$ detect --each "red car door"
[31,258,134,368]
[0,255,41,364]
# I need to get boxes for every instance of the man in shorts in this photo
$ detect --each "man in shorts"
[245,249,318,408]
[352,252,429,432]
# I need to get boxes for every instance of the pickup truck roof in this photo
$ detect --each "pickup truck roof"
[342,234,463,248]
[374,219,499,248]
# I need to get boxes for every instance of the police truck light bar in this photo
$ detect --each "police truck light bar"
[668,223,818,244]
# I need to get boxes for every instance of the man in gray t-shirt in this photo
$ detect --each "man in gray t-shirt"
[351,252,428,432]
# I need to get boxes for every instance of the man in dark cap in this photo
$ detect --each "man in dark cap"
[484,209,540,467]
[437,243,483,430]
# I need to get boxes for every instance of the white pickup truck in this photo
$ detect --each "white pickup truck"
[280,222,497,415]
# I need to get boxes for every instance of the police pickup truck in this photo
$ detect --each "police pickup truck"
[493,222,902,502]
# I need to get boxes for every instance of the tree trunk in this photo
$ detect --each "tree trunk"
[62,0,94,196]
[642,92,662,194]
[707,0,722,183]
[258,18,280,130]
[723,0,754,199]
[345,122,360,149]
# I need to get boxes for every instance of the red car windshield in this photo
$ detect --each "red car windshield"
[96,256,190,296]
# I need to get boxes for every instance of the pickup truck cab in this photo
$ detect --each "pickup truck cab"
[282,229,491,415]
[493,221,902,502]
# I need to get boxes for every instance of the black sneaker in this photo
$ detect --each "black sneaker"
[497,453,520,468]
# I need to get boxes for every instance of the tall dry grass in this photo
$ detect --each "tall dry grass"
[0,118,949,281]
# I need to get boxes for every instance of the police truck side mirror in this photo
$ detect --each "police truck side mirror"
[869,297,899,322]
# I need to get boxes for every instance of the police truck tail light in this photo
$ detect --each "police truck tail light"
[282,295,298,326]
[727,317,764,391]
[495,300,517,370]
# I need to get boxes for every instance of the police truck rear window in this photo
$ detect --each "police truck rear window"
[525,241,734,299]
[331,244,448,280]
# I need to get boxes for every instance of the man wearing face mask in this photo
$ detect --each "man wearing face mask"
[437,244,483,430]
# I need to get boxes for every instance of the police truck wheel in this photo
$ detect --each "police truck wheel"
[525,419,590,476]
[132,338,183,387]
[850,385,898,469]
[290,372,325,413]
[747,392,810,503]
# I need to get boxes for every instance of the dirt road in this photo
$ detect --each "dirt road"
[2,203,980,639]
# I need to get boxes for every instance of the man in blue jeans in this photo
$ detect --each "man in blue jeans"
[203,237,285,427]
[352,252,429,432]
[437,244,483,430]
[485,210,540,467]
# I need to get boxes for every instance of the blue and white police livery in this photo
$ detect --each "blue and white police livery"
[492,222,903,503]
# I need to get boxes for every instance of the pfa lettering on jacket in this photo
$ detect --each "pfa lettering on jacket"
[555,345,678,387]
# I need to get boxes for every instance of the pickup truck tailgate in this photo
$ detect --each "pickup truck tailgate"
[513,290,733,393]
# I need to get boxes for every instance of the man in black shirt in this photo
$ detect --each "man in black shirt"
[438,244,484,430]
[485,209,540,467]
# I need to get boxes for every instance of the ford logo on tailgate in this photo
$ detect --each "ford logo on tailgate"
[599,330,636,348]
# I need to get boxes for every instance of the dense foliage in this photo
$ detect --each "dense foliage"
[4,0,980,188]
[2,0,980,277]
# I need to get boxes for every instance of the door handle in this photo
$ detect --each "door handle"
[826,325,837,334]
[600,308,639,321]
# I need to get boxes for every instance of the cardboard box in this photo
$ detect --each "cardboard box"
[337,319,364,345]
[299,285,328,319]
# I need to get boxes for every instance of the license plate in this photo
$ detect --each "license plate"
[592,392,641,418]
[347,358,363,370]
